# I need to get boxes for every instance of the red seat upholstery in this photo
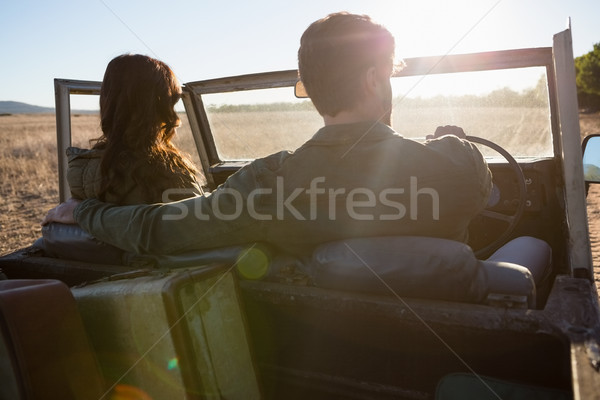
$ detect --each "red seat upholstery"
[0,279,105,399]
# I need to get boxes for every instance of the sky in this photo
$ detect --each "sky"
[1,0,598,110]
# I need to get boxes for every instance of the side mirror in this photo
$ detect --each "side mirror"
[582,134,600,184]
[294,81,308,98]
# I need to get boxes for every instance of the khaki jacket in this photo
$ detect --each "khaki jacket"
[66,147,202,205]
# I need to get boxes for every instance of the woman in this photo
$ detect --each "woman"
[68,53,202,204]
[42,54,202,264]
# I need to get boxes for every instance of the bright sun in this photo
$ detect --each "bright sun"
[366,1,506,58]
[363,1,537,98]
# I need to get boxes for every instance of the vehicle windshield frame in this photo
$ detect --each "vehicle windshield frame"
[182,47,559,180]
[54,48,560,196]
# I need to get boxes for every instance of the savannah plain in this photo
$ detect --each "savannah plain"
[1,111,600,289]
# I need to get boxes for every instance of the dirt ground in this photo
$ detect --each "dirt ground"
[587,185,600,293]
[1,112,600,293]
[0,191,52,255]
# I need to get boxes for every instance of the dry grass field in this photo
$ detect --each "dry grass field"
[0,112,203,256]
[1,111,600,290]
[0,114,72,254]
[207,106,553,160]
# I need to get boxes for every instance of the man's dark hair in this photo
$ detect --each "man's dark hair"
[298,12,395,117]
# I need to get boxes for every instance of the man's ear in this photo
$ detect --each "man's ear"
[364,66,378,95]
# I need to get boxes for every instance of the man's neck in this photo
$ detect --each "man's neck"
[323,104,380,126]
[323,112,366,126]
[322,96,390,126]
[323,110,391,127]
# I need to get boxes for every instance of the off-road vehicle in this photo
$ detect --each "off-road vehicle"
[1,25,600,400]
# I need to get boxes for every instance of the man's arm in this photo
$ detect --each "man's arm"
[44,163,266,255]
[425,126,493,212]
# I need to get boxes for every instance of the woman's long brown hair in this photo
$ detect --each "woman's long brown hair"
[94,54,199,203]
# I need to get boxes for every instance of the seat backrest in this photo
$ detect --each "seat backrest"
[0,279,106,399]
[311,236,535,307]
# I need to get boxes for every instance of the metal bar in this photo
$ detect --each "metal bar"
[181,91,217,188]
[54,80,73,203]
[552,28,592,279]
[53,79,101,203]
[186,70,298,95]
[396,48,553,77]
[184,48,553,96]
[54,79,102,95]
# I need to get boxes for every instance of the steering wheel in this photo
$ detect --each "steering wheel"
[465,136,527,259]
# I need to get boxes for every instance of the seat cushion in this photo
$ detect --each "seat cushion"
[436,373,571,400]
[41,222,125,265]
[311,236,488,303]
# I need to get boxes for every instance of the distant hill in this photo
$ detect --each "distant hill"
[0,101,54,114]
[0,101,98,115]
[584,164,600,181]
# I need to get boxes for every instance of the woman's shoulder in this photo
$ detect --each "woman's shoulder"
[67,146,103,160]
[66,147,103,200]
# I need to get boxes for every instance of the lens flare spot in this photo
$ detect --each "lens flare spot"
[111,384,153,400]
[167,357,179,370]
[236,246,270,280]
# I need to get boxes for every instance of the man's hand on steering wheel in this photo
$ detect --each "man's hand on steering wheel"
[427,125,467,140]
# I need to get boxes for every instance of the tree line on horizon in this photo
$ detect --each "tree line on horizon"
[576,42,600,112]
[207,75,550,113]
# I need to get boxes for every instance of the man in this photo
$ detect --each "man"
[44,13,547,285]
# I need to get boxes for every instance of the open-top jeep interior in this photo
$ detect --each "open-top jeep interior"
[1,26,600,399]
